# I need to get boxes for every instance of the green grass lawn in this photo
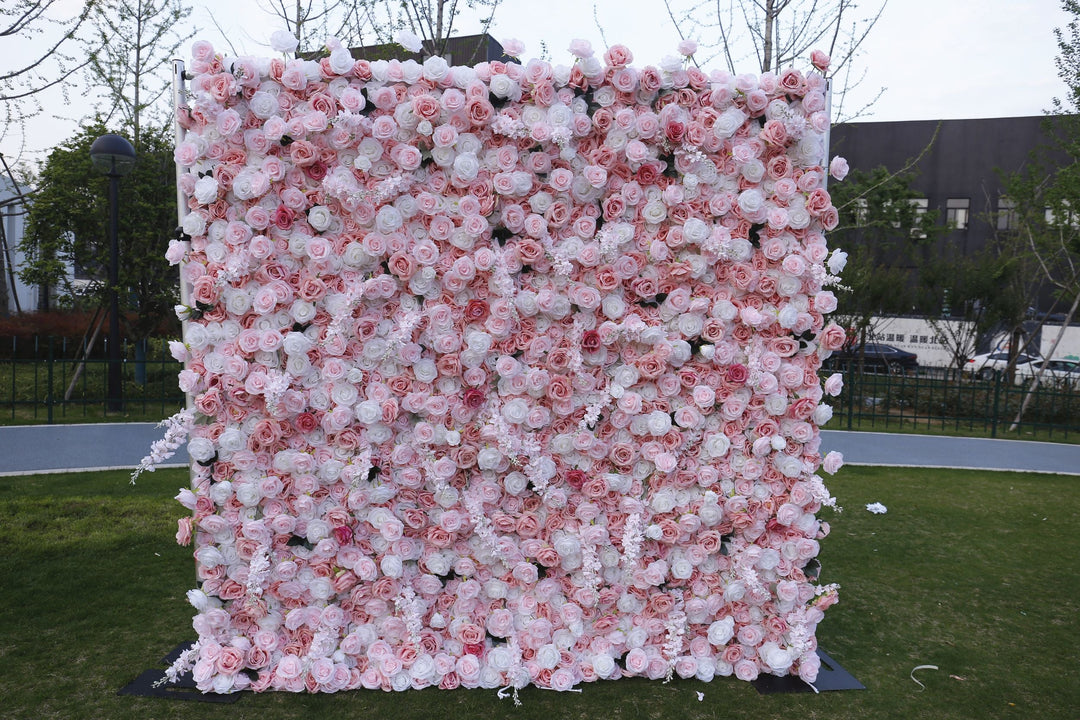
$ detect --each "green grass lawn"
[1,466,1077,719]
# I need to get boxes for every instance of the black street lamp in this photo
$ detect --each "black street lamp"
[89,134,136,412]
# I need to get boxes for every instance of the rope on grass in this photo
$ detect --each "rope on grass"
[910,664,938,691]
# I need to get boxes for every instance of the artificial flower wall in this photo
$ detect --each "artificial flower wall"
[166,36,847,694]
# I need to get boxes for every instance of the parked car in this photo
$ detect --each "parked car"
[963,351,1040,380]
[1011,358,1080,384]
[825,343,919,374]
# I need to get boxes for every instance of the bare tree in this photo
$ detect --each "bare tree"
[258,0,386,53]
[84,0,194,148]
[256,0,502,57]
[663,0,886,121]
[0,0,98,156]
[397,0,502,56]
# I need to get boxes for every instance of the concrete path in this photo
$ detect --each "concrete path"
[1,424,1079,476]
[0,422,188,476]
[820,430,1080,475]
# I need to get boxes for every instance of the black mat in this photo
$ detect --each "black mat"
[752,649,864,694]
[123,642,858,699]
[117,642,241,703]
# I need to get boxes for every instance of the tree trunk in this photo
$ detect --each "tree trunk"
[1008,291,1080,432]
[762,0,775,72]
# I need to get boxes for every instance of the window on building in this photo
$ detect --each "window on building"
[998,197,1018,230]
[910,198,929,238]
[852,197,868,226]
[946,198,970,230]
[1045,200,1078,228]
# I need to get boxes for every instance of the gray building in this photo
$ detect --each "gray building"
[0,174,35,314]
[830,115,1070,313]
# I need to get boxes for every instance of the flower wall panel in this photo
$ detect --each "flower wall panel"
[169,38,845,694]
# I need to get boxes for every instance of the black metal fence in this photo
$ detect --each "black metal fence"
[828,362,1080,441]
[0,336,185,424]
[2,338,1079,440]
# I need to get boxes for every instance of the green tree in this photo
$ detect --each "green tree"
[918,247,1023,373]
[995,0,1080,425]
[827,162,941,359]
[18,120,179,338]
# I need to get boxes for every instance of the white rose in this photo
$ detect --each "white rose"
[380,555,404,578]
[248,91,279,119]
[328,47,354,75]
[187,437,216,463]
[422,55,450,82]
[650,490,677,513]
[413,359,437,383]
[828,249,848,275]
[290,299,316,324]
[218,428,245,452]
[707,617,735,646]
[703,432,730,458]
[737,188,764,214]
[182,212,206,237]
[375,205,403,233]
[552,532,580,558]
[612,364,639,388]
[342,242,371,267]
[331,382,359,406]
[503,471,528,495]
[484,578,508,599]
[600,295,625,321]
[477,447,503,470]
[714,108,747,138]
[641,200,667,224]
[193,176,219,204]
[698,503,723,525]
[453,152,479,181]
[307,205,332,232]
[646,409,672,436]
[759,642,793,672]
[282,331,312,355]
[592,655,616,678]
[682,217,709,243]
[536,644,560,670]
[270,30,300,53]
[395,29,423,53]
[425,552,451,576]
[502,398,530,424]
[309,577,333,599]
[355,400,381,425]
[489,73,519,100]
[306,518,330,542]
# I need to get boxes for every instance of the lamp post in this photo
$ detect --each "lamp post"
[89,134,136,412]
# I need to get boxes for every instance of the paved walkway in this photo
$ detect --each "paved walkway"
[1,424,1078,476]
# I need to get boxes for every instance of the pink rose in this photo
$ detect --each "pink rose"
[624,648,648,675]
[604,44,633,68]
[829,156,850,181]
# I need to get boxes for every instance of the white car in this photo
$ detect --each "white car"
[963,350,1040,380]
[1012,358,1080,385]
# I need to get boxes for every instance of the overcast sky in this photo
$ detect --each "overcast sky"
[1,0,1070,165]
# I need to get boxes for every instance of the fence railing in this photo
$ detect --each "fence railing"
[3,338,1080,440]
[828,362,1080,441]
[0,335,186,424]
